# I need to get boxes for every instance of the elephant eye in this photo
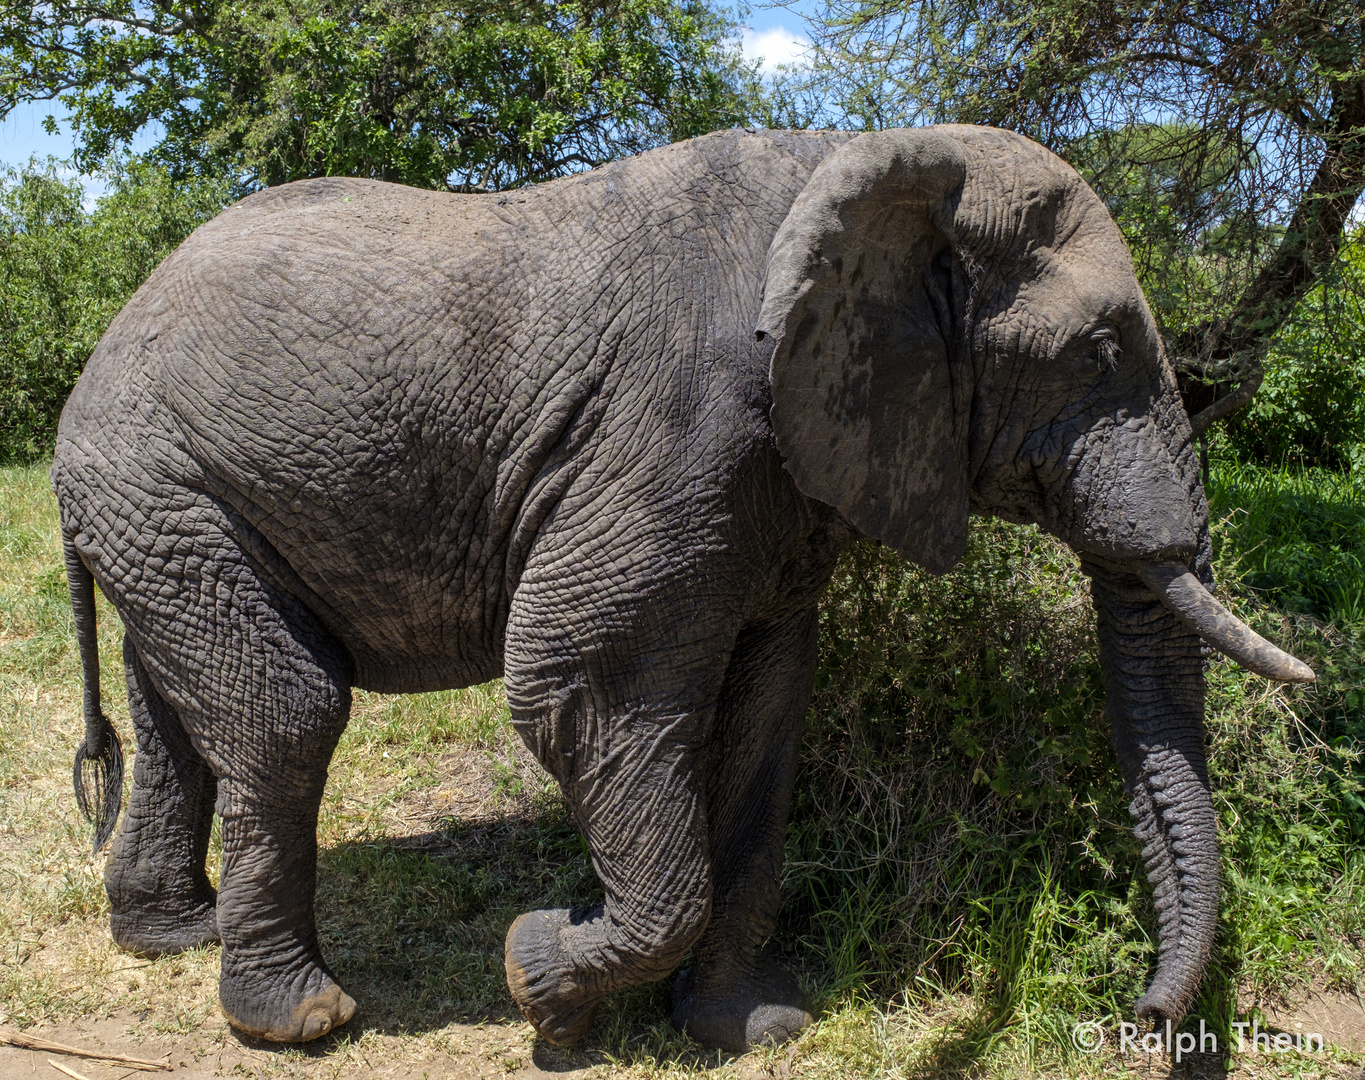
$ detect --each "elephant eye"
[1077,329,1120,377]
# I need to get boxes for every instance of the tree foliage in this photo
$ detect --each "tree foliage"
[800,0,1365,424]
[1,0,761,191]
[1067,125,1261,333]
[0,160,227,461]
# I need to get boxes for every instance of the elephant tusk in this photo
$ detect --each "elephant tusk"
[1136,562,1316,683]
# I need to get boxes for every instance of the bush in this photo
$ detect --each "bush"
[786,470,1364,1065]
[0,159,228,464]
[1225,236,1365,470]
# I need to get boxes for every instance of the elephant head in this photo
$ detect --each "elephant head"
[756,126,1313,1024]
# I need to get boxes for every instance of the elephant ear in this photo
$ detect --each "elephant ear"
[758,128,972,573]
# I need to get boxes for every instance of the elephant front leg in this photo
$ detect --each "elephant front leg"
[502,593,728,1046]
[672,607,818,1052]
[503,725,715,1045]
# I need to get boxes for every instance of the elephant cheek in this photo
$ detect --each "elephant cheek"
[1084,556,1218,1025]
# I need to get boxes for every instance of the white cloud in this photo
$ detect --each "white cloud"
[740,25,810,75]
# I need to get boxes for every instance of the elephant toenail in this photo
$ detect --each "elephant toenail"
[301,1009,332,1040]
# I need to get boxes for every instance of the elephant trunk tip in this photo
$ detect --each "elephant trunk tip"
[1134,985,1192,1028]
[1136,562,1316,683]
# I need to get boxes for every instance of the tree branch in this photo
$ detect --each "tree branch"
[1225,89,1365,357]
[1189,366,1263,437]
[1175,80,1365,422]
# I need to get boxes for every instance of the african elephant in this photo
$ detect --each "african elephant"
[52,124,1313,1052]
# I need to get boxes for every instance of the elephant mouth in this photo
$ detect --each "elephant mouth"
[1134,560,1315,683]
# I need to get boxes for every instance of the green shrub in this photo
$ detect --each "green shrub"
[1225,237,1365,470]
[788,468,1364,1063]
[0,159,228,463]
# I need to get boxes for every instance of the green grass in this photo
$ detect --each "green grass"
[1,458,1362,1078]
[1208,461,1365,628]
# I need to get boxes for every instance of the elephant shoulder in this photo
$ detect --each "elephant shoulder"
[540,129,857,212]
[679,127,856,164]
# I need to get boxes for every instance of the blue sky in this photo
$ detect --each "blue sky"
[1,100,89,166]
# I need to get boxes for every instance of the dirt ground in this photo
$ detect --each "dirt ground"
[1261,985,1365,1054]
[4,987,1365,1080]
[0,1015,536,1080]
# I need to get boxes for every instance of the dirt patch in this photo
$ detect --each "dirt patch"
[1260,984,1365,1054]
[341,742,559,844]
[412,749,536,821]
[0,1014,616,1079]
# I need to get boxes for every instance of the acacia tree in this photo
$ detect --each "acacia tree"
[800,0,1365,429]
[1,0,761,191]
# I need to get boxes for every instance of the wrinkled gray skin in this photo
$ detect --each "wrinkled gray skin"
[52,126,1310,1051]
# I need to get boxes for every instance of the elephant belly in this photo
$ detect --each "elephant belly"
[326,569,509,695]
[343,630,504,696]
[233,505,514,696]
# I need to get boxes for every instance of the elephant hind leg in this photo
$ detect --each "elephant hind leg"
[673,606,819,1052]
[201,587,356,1044]
[106,632,219,958]
[105,501,356,1043]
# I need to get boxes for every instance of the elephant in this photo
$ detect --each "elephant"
[51,124,1314,1053]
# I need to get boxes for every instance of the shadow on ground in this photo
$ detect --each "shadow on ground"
[315,807,593,1035]
[306,806,733,1069]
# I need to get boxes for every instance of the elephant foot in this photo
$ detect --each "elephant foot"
[107,865,220,958]
[110,902,219,958]
[673,955,813,1052]
[505,909,606,1045]
[218,957,356,1043]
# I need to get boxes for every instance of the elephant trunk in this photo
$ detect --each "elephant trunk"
[1084,558,1219,1024]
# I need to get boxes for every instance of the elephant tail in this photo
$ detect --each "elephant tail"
[63,535,123,852]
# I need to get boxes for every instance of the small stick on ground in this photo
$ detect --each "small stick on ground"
[0,1030,171,1071]
[48,1058,97,1080]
